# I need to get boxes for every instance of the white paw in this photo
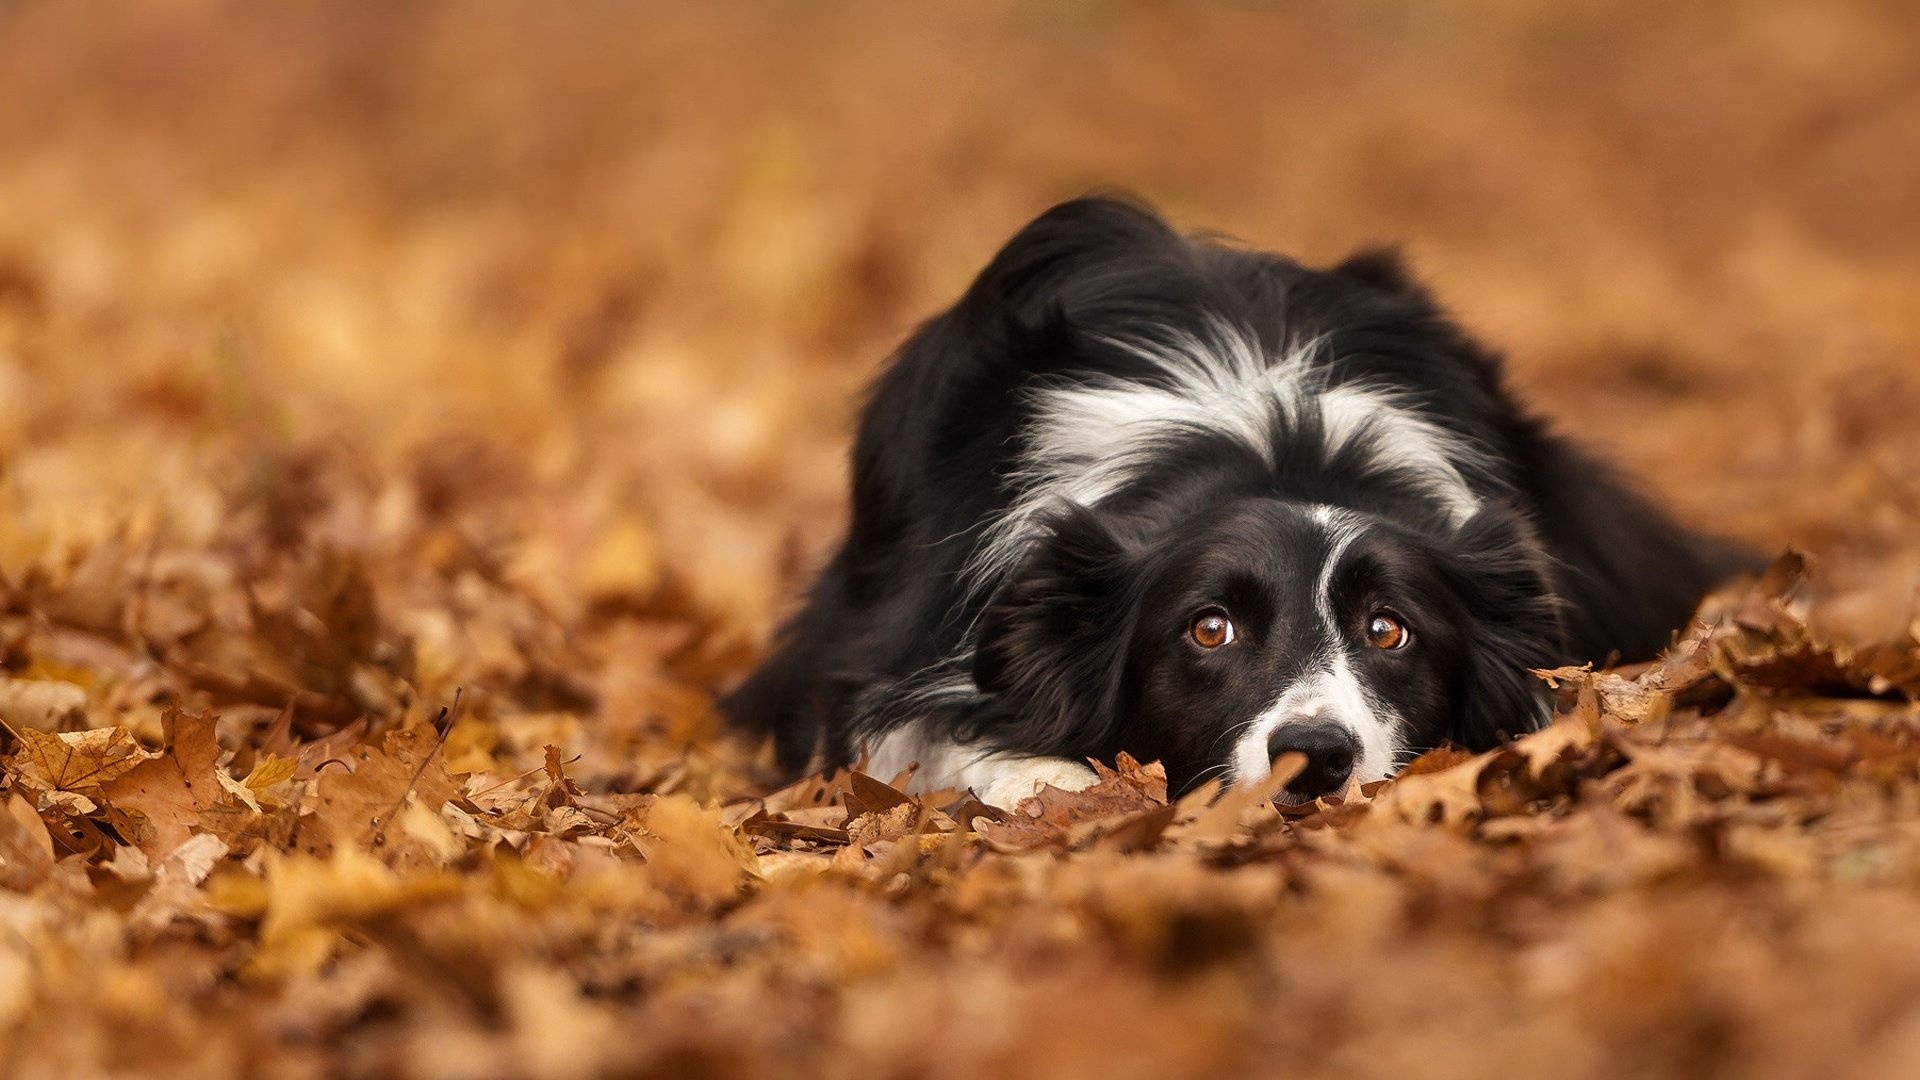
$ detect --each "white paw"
[973,757,1100,809]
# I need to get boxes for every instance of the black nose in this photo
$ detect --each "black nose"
[1268,722,1358,797]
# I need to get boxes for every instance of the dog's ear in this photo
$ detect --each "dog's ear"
[961,195,1180,318]
[1440,505,1566,751]
[973,506,1136,752]
[1331,247,1436,306]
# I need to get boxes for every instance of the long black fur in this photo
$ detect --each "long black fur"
[725,197,1753,791]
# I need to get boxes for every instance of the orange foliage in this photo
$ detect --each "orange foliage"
[0,3,1917,1077]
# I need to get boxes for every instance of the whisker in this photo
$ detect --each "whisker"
[1202,714,1263,759]
[1189,760,1234,787]
[1196,713,1271,784]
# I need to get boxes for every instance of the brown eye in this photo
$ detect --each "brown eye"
[1188,609,1235,649]
[1365,612,1411,650]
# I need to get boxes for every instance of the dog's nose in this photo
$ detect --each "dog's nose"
[1268,722,1358,797]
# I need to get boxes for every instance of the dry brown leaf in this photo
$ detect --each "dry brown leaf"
[0,12,1914,1078]
[627,793,758,902]
[7,725,153,814]
[980,754,1170,853]
[0,676,88,732]
[311,728,461,864]
[0,792,55,890]
[100,707,239,860]
[1372,753,1493,830]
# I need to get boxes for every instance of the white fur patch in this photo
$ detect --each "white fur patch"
[971,757,1101,810]
[1232,654,1401,789]
[1311,504,1363,624]
[863,721,1098,807]
[969,318,1481,589]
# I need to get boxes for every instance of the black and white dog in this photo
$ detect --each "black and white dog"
[726,197,1750,807]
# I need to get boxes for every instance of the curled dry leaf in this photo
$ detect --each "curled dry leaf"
[979,754,1171,853]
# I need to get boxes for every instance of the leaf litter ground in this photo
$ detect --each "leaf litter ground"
[2,3,1919,1077]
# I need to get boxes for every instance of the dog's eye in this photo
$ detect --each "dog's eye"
[1365,612,1411,650]
[1188,609,1235,649]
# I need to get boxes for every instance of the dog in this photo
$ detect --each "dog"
[725,197,1753,808]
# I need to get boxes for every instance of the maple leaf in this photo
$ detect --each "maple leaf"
[101,707,224,859]
[311,728,461,866]
[7,725,153,814]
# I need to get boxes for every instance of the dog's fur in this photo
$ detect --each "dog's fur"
[725,197,1752,806]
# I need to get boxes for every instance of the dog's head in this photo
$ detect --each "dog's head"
[973,497,1564,798]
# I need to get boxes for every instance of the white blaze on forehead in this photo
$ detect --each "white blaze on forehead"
[1309,503,1361,624]
[968,317,1483,591]
[1230,505,1405,787]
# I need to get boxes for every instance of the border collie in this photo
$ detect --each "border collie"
[726,197,1752,807]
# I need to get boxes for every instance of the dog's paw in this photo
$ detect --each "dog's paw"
[973,757,1100,809]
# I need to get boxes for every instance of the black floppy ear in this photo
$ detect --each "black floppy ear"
[1332,247,1434,305]
[959,196,1182,322]
[1440,505,1566,751]
[972,507,1137,753]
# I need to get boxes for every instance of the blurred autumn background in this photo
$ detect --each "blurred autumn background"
[2,2,1918,1077]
